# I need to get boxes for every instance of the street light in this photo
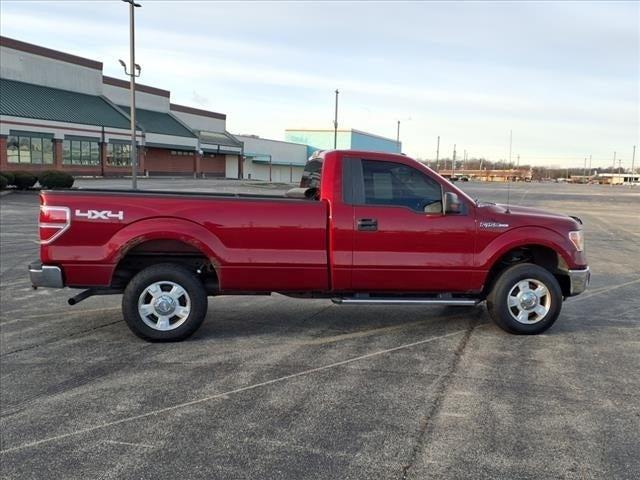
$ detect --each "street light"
[396,117,410,152]
[121,0,141,189]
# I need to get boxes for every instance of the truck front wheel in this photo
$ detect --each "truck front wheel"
[486,263,562,334]
[122,263,208,341]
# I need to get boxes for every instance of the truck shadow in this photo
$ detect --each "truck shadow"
[192,301,492,343]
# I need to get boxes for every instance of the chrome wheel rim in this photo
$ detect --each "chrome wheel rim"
[138,281,191,331]
[507,278,551,324]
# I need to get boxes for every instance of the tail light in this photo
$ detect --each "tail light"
[39,206,71,244]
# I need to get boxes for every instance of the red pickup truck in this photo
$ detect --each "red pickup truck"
[30,150,589,341]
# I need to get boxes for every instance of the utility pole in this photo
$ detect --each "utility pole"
[508,130,513,167]
[631,145,636,179]
[583,157,587,182]
[613,151,616,172]
[451,144,456,178]
[396,120,401,145]
[333,89,339,149]
[435,136,440,171]
[121,0,142,189]
[589,155,592,178]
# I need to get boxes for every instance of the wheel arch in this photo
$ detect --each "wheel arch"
[107,217,225,291]
[479,229,573,298]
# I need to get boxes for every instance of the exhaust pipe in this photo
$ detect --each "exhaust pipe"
[68,288,122,305]
[68,289,95,305]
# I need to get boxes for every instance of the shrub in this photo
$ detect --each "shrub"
[12,171,38,190]
[0,175,7,190]
[38,170,75,189]
[0,171,15,185]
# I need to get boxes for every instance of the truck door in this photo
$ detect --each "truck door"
[349,157,475,292]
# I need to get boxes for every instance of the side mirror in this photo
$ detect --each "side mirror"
[444,192,462,214]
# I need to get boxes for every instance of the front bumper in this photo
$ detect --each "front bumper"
[29,262,64,288]
[568,267,590,296]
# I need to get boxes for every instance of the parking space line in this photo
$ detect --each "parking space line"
[296,314,474,346]
[0,307,121,326]
[0,328,467,455]
[0,280,29,288]
[592,215,640,239]
[299,320,441,345]
[567,278,640,303]
[103,440,154,449]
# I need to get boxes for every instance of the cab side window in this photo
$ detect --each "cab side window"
[361,160,442,213]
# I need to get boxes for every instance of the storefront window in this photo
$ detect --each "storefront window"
[6,134,53,164]
[90,143,100,164]
[62,138,100,166]
[19,137,31,163]
[7,136,19,163]
[106,143,131,167]
[71,141,81,165]
[31,137,43,164]
[43,139,53,164]
[63,139,71,164]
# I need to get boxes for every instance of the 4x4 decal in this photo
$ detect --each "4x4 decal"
[75,209,124,221]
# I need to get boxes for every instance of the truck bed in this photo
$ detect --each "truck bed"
[39,188,329,291]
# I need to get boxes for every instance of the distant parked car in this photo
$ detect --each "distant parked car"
[449,175,468,182]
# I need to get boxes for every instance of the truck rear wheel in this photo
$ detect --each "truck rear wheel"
[486,263,562,334]
[122,263,208,342]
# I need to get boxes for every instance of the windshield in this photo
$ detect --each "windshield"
[420,163,476,205]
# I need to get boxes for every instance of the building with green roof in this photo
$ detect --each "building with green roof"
[0,35,242,178]
[1,78,131,129]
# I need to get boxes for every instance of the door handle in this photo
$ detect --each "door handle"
[357,218,378,231]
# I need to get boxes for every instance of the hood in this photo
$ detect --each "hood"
[478,203,581,231]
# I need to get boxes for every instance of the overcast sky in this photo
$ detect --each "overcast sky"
[1,1,638,167]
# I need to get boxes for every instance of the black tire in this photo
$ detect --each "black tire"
[486,263,562,334]
[122,263,208,341]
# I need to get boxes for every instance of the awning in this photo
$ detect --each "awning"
[145,142,195,151]
[251,159,303,166]
[201,143,242,155]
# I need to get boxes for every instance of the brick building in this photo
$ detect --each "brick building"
[0,36,242,177]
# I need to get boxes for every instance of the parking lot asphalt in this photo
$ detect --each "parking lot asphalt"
[1,179,639,479]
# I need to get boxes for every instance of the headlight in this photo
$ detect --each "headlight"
[569,230,584,251]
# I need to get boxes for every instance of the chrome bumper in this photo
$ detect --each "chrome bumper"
[568,267,590,296]
[29,262,64,288]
